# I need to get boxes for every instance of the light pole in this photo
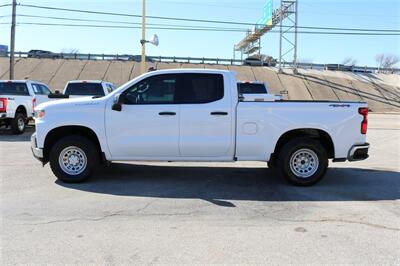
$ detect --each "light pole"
[9,0,17,80]
[140,0,159,74]
[140,0,146,74]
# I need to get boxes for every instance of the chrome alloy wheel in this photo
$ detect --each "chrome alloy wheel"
[58,146,87,175]
[289,148,319,178]
[17,117,25,131]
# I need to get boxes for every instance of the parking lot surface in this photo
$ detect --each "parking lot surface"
[1,114,399,265]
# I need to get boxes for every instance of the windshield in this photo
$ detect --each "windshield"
[238,83,267,94]
[0,82,30,96]
[64,83,105,96]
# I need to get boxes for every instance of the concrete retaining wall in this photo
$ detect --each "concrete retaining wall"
[0,57,398,112]
[48,60,88,91]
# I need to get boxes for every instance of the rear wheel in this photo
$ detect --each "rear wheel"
[11,113,26,134]
[49,135,99,183]
[277,137,328,186]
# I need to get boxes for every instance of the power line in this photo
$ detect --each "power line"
[14,14,400,33]
[290,25,400,33]
[0,4,12,8]
[13,14,247,31]
[5,22,400,35]
[18,4,144,18]
[18,3,400,33]
[7,22,248,32]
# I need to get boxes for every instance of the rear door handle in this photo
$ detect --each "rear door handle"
[159,112,176,116]
[210,111,228,116]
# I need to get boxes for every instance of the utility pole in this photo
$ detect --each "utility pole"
[293,0,298,74]
[278,0,283,73]
[278,0,298,74]
[9,0,17,80]
[140,0,146,75]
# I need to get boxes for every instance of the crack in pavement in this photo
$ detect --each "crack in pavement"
[276,218,400,231]
[18,210,200,225]
[19,211,126,225]
[136,199,157,213]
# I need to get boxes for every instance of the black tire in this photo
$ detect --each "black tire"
[267,156,276,170]
[49,135,99,183]
[10,113,26,134]
[277,137,328,186]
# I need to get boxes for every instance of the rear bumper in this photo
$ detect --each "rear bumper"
[347,143,369,161]
[0,112,10,120]
[31,133,44,162]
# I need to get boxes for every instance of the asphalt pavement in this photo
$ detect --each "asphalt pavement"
[1,114,399,265]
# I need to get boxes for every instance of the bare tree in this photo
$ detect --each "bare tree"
[383,55,399,68]
[375,53,385,68]
[375,54,399,69]
[342,57,357,66]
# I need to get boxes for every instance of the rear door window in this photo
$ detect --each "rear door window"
[238,83,267,94]
[0,82,30,96]
[177,74,224,104]
[65,83,105,96]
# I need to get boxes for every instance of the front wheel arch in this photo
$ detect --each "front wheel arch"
[43,126,103,164]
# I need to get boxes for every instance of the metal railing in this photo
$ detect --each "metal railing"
[1,51,399,74]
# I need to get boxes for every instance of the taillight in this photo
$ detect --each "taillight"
[32,97,36,112]
[0,98,7,112]
[358,107,368,134]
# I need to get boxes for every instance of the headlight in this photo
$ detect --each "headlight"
[34,110,45,119]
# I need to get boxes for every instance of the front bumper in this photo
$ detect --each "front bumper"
[347,143,369,161]
[31,133,44,162]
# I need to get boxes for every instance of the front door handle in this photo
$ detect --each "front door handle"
[210,111,228,116]
[159,112,176,116]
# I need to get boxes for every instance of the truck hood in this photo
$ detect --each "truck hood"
[36,96,98,110]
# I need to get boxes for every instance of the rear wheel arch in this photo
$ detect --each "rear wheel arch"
[43,126,103,163]
[272,128,335,160]
[15,105,27,116]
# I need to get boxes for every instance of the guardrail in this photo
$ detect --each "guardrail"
[1,52,399,74]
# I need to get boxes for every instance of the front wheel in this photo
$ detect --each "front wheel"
[277,137,328,186]
[49,135,99,183]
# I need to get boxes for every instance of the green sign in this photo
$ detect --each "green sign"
[257,0,273,26]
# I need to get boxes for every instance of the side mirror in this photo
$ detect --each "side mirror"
[54,90,61,95]
[112,102,122,112]
[111,93,125,112]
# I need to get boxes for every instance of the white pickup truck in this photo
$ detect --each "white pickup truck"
[0,80,52,134]
[63,80,116,97]
[31,69,370,186]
